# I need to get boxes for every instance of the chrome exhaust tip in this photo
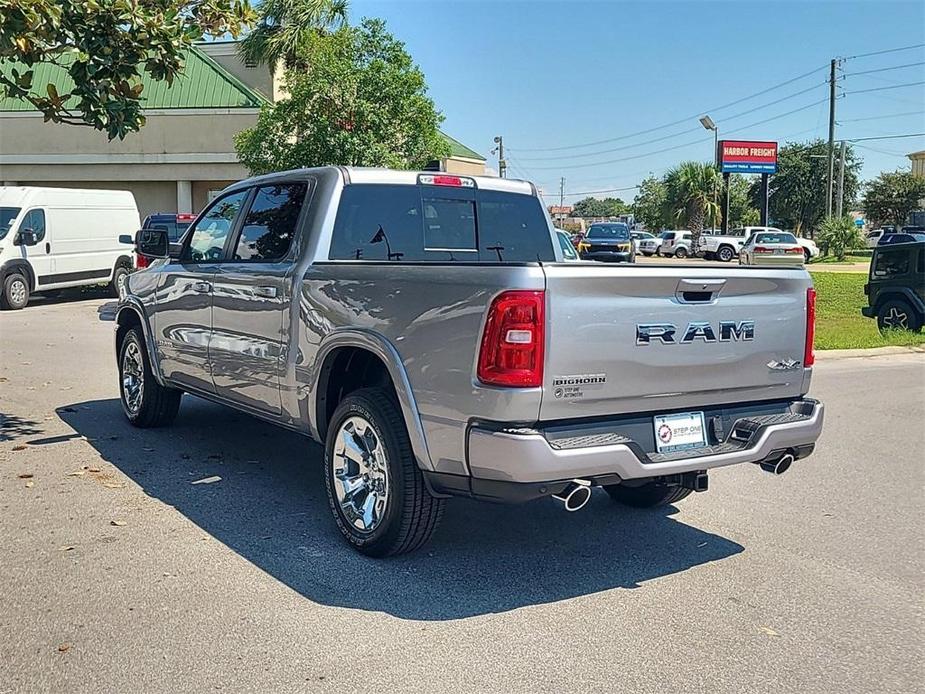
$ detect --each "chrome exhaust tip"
[552,479,592,512]
[759,453,795,475]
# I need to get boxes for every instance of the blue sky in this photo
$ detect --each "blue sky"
[350,0,925,203]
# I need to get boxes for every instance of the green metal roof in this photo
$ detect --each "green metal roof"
[441,131,485,161]
[0,47,267,112]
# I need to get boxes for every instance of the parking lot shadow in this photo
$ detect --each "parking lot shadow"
[60,397,743,621]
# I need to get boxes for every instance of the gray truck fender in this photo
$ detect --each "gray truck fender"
[114,299,166,386]
[310,329,435,471]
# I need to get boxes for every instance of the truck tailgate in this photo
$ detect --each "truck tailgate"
[540,264,812,420]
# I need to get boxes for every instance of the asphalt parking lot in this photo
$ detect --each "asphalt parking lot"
[1,294,923,693]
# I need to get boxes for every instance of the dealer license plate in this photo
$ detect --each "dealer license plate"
[653,411,707,453]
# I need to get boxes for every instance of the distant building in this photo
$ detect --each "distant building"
[908,150,925,178]
[0,42,485,219]
[547,205,574,225]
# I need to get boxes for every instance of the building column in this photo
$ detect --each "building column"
[176,180,192,214]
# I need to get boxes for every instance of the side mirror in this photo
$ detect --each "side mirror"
[135,228,169,259]
[119,234,134,245]
[13,229,38,246]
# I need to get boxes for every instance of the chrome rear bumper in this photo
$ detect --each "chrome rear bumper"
[466,399,824,484]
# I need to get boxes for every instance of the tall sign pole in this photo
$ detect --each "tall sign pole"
[718,140,778,230]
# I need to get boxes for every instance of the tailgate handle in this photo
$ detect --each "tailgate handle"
[676,278,726,303]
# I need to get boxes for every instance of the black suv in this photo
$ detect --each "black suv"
[862,240,925,332]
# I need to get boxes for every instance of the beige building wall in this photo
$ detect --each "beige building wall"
[909,151,925,178]
[442,157,487,176]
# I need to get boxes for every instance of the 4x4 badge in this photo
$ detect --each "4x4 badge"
[767,359,802,371]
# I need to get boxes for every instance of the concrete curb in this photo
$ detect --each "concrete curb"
[816,345,925,360]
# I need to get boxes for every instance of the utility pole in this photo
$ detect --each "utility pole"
[836,140,847,218]
[493,136,506,178]
[559,177,565,209]
[826,58,837,218]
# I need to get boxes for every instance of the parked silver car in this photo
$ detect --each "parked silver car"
[739,231,806,266]
[660,230,693,258]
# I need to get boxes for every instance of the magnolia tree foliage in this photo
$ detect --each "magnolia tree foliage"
[862,170,925,228]
[235,19,448,173]
[0,0,254,140]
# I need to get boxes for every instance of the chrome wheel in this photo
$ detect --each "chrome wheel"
[883,307,909,329]
[331,415,390,533]
[121,340,145,414]
[9,278,26,306]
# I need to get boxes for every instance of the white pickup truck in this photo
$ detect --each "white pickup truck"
[702,226,818,263]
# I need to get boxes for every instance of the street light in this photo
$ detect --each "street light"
[700,115,719,230]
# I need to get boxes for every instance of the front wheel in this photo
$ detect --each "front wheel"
[1,272,29,310]
[877,299,922,333]
[118,328,182,427]
[717,246,735,262]
[324,388,445,557]
[605,481,692,508]
[674,247,688,259]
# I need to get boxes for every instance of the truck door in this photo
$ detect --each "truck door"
[209,181,310,415]
[17,209,55,288]
[154,189,249,394]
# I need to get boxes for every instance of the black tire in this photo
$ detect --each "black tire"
[642,252,653,257]
[1,272,29,310]
[110,264,130,298]
[674,247,688,259]
[605,481,693,508]
[324,388,445,557]
[717,246,735,262]
[118,328,181,427]
[703,252,716,260]
[877,299,922,333]
[803,248,812,264]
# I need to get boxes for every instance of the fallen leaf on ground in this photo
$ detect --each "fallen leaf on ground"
[57,643,71,652]
[759,626,781,637]
[17,473,33,479]
[67,470,86,477]
[191,476,222,485]
[87,467,101,473]
[110,520,127,527]
[24,480,34,488]
[12,445,26,451]
[0,377,7,382]
[58,546,75,552]
[103,482,125,489]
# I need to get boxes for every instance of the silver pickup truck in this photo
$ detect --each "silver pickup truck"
[114,167,824,557]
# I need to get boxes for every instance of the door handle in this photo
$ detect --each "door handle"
[45,242,50,254]
[253,286,277,298]
[192,280,212,294]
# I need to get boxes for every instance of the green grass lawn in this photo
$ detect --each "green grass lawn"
[811,271,925,349]
[809,253,872,266]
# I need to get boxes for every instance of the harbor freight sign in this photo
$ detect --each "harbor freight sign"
[718,140,778,174]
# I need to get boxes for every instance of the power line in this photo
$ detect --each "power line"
[842,61,925,77]
[843,43,925,60]
[513,82,827,162]
[844,132,925,143]
[846,80,925,95]
[540,185,640,198]
[507,64,828,152]
[839,110,925,123]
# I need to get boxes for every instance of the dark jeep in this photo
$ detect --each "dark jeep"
[862,241,925,332]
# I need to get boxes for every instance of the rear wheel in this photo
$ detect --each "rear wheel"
[118,328,182,427]
[324,388,444,557]
[605,481,692,508]
[674,247,688,259]
[717,246,735,262]
[877,299,922,333]
[1,272,29,310]
[110,263,130,298]
[803,248,812,264]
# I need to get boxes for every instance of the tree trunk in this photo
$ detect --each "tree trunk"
[689,205,705,253]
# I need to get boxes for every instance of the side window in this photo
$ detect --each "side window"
[233,182,307,261]
[184,190,249,262]
[22,209,46,242]
[873,249,910,278]
[330,185,424,261]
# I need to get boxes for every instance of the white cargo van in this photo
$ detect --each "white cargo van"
[0,187,139,309]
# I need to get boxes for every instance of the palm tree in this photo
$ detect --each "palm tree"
[240,0,348,69]
[664,161,723,251]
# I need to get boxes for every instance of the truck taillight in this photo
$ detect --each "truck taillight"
[804,287,816,367]
[477,290,545,388]
[136,254,150,269]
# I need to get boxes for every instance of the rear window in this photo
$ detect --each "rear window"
[587,223,629,240]
[663,232,676,240]
[755,232,797,244]
[144,216,193,242]
[329,184,554,262]
[0,206,20,240]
